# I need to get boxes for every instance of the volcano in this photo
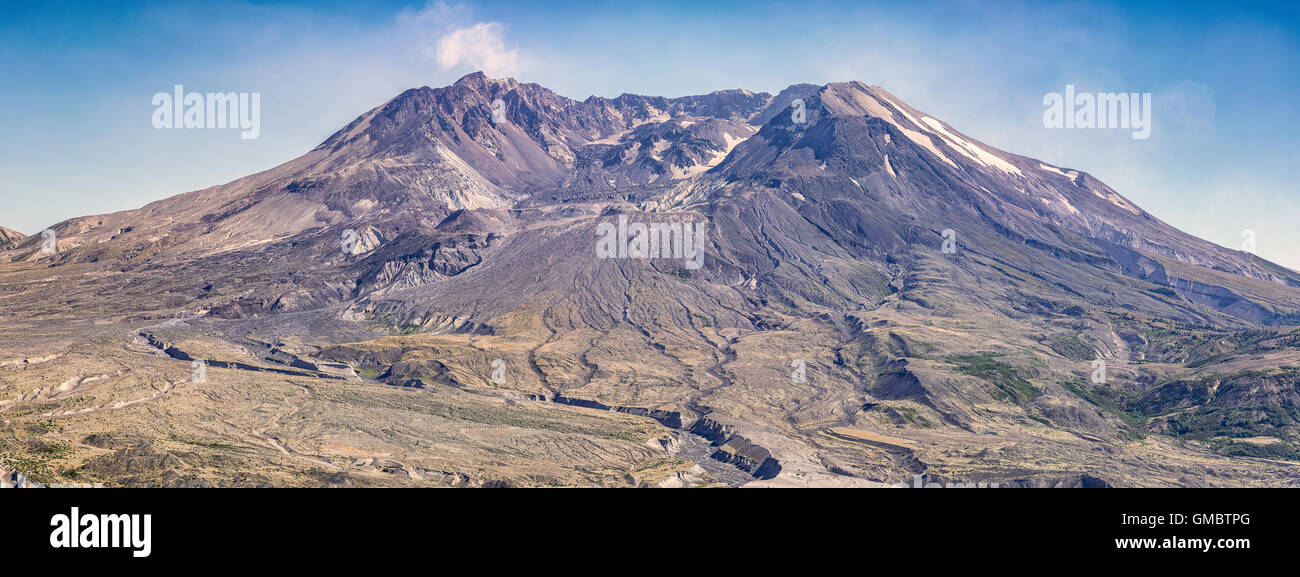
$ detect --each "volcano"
[3,72,1300,488]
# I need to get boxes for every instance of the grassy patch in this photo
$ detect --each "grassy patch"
[391,324,422,335]
[1162,404,1300,442]
[0,443,72,484]
[1049,333,1094,362]
[873,272,894,297]
[891,406,933,427]
[38,440,74,458]
[169,434,235,449]
[1207,437,1300,461]
[1146,286,1179,298]
[947,352,1039,404]
[1061,381,1147,439]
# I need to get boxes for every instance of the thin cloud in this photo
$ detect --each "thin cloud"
[435,21,521,77]
[402,1,525,78]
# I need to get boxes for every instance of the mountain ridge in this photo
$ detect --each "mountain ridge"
[4,72,1300,487]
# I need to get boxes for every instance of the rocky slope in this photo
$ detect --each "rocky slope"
[0,227,25,252]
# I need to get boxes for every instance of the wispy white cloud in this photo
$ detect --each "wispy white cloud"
[402,1,525,78]
[435,22,521,77]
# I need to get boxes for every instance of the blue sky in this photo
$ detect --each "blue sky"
[2,0,1299,268]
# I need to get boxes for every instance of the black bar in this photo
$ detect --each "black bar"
[4,488,1280,568]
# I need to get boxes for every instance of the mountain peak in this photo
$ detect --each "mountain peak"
[452,71,520,93]
[0,226,26,251]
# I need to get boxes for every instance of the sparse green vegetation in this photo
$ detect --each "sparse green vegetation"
[391,324,422,335]
[1061,380,1147,438]
[1146,286,1178,298]
[1162,404,1300,443]
[1049,333,1095,361]
[1206,437,1300,461]
[170,434,235,449]
[39,440,74,458]
[947,352,1039,403]
[892,406,933,427]
[872,272,894,297]
[1,442,73,484]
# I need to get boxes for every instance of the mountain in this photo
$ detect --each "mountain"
[0,227,24,251]
[3,72,1299,487]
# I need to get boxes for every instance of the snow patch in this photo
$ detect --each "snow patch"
[1040,194,1080,215]
[1038,163,1079,182]
[1092,187,1141,215]
[921,117,1023,176]
[650,138,670,161]
[843,90,958,169]
[669,129,750,179]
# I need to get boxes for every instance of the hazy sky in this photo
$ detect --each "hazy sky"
[2,0,1298,269]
